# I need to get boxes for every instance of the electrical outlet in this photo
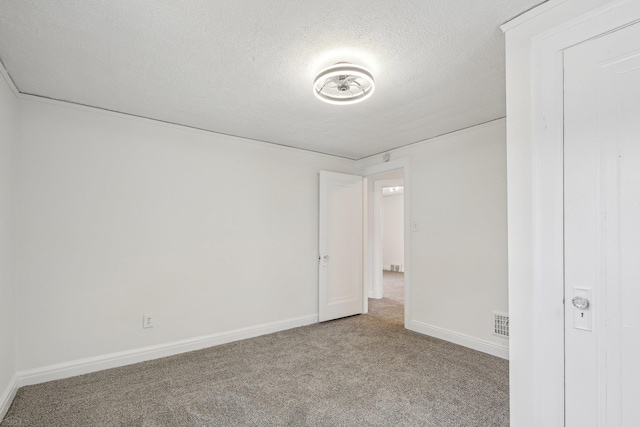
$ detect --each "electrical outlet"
[143,313,154,329]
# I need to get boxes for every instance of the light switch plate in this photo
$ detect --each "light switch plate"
[143,313,154,329]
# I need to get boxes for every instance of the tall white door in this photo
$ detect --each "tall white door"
[564,22,640,426]
[318,171,363,322]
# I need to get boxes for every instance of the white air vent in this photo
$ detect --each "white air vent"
[388,264,404,272]
[493,312,509,338]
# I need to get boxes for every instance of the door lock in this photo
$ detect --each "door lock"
[572,288,592,331]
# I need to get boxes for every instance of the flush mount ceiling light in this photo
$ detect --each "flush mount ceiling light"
[313,63,375,105]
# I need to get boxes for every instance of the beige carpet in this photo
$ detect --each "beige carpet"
[1,273,509,426]
[368,271,405,326]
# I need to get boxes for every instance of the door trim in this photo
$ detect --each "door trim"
[526,1,640,424]
[358,158,411,327]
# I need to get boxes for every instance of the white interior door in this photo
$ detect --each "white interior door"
[564,22,640,426]
[319,171,363,322]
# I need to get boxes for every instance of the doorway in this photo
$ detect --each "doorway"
[519,2,640,423]
[360,158,411,327]
[368,173,404,325]
[317,158,411,325]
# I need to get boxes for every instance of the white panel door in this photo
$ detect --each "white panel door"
[564,22,640,426]
[319,171,363,322]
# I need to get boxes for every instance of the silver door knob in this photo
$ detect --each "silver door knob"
[572,296,589,310]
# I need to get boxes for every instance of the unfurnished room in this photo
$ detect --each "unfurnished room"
[1,1,640,426]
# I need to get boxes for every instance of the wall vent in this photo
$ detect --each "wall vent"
[493,312,509,338]
[389,264,403,272]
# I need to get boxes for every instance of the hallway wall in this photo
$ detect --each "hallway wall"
[358,119,509,356]
[382,194,404,269]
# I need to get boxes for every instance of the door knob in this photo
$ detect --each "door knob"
[571,296,589,310]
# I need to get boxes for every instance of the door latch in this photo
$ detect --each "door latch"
[319,253,329,267]
[572,288,592,331]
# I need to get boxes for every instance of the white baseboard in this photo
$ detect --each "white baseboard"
[0,373,19,421]
[16,314,318,388]
[368,290,383,299]
[3,316,506,419]
[408,320,509,360]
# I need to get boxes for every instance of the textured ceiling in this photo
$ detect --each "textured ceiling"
[0,0,544,159]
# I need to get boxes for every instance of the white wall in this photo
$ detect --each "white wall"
[382,194,404,269]
[0,72,17,409]
[15,98,354,372]
[358,119,508,353]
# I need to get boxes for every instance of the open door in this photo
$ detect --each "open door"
[564,22,640,426]
[319,171,363,322]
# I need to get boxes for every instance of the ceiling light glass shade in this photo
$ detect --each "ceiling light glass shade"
[313,63,375,105]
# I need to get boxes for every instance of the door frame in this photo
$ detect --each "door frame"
[523,1,640,424]
[358,158,411,326]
